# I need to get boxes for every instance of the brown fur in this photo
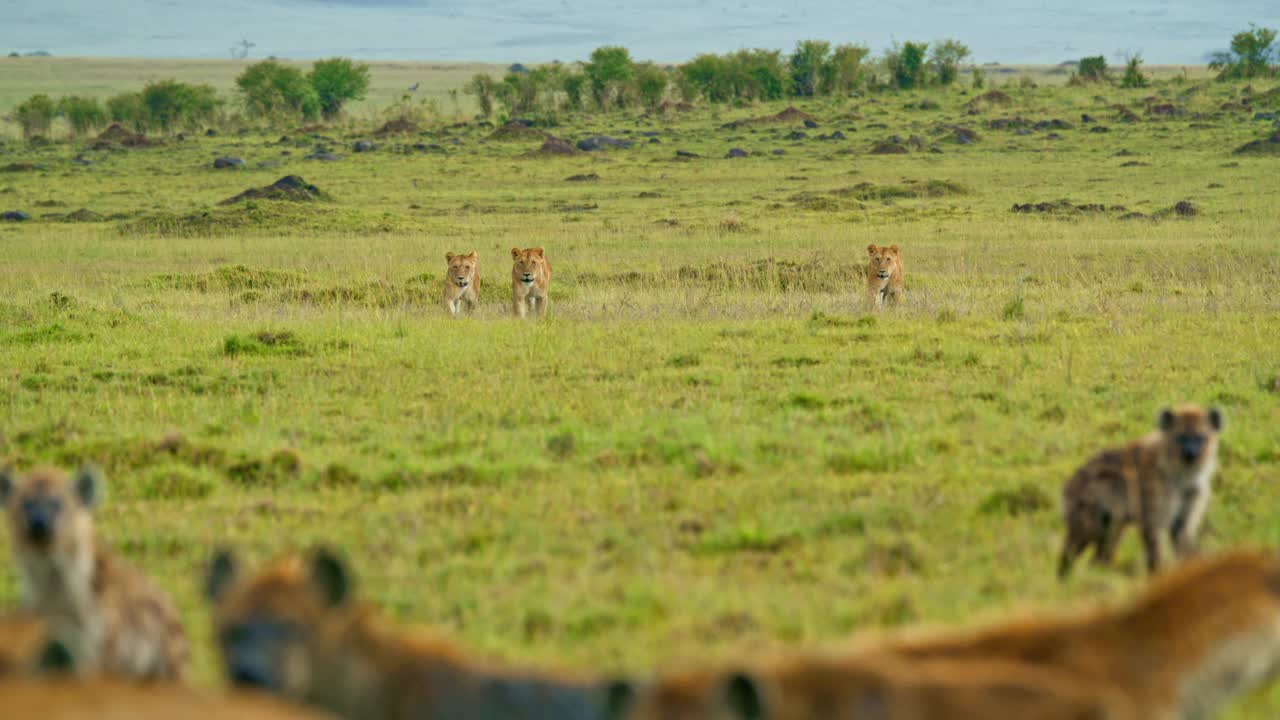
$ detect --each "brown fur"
[0,613,62,677]
[877,550,1280,720]
[865,244,904,308]
[618,656,1129,720]
[206,548,618,720]
[443,251,479,317]
[1059,404,1224,578]
[511,246,552,318]
[0,679,336,719]
[0,465,190,681]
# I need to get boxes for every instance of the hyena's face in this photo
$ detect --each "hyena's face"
[0,466,100,558]
[1157,404,1224,466]
[205,548,351,699]
[446,252,477,289]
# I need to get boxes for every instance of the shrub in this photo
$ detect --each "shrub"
[12,93,56,138]
[308,57,370,119]
[1121,54,1149,88]
[1077,55,1109,81]
[107,92,150,132]
[584,46,634,107]
[57,95,107,135]
[237,59,320,121]
[1210,24,1278,80]
[886,41,930,89]
[561,71,587,110]
[679,54,734,102]
[822,43,871,95]
[632,62,669,109]
[464,73,499,118]
[971,65,986,90]
[929,39,971,85]
[790,39,831,96]
[731,48,788,100]
[142,80,221,132]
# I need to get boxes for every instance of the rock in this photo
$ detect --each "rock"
[305,151,341,161]
[1,162,46,172]
[786,130,808,141]
[576,135,632,152]
[1254,112,1278,121]
[1015,128,1033,136]
[649,137,661,144]
[565,173,599,181]
[870,142,909,154]
[213,156,246,169]
[1080,113,1096,124]
[819,130,846,141]
[64,208,104,222]
[726,147,748,158]
[205,128,218,137]
[1,210,30,221]
[71,156,92,166]
[803,119,819,129]
[352,140,376,152]
[771,149,786,155]
[256,160,281,169]
[1089,126,1110,133]
[675,150,700,158]
[1172,200,1199,217]
[508,63,529,73]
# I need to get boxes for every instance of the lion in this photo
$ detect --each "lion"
[511,247,552,318]
[443,251,479,317]
[866,244,904,308]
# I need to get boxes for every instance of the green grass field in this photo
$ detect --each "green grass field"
[2,59,1280,716]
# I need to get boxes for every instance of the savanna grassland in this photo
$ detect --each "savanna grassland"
[2,59,1280,716]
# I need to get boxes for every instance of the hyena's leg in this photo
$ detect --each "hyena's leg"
[1091,512,1124,566]
[1057,530,1088,580]
[1140,518,1163,574]
[1171,487,1207,558]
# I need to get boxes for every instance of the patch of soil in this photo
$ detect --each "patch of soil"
[219,175,329,205]
[721,105,817,129]
[869,141,909,154]
[488,121,548,141]
[524,137,578,156]
[1,210,30,221]
[965,90,1013,112]
[92,123,155,149]
[373,118,420,136]
[1235,132,1280,156]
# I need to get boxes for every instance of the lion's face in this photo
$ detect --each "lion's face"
[446,252,477,289]
[868,244,900,280]
[511,247,547,284]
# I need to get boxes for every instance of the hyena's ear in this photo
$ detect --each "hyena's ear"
[867,244,878,255]
[601,677,636,720]
[205,548,239,603]
[38,639,76,674]
[1208,407,1224,432]
[723,671,766,720]
[309,546,352,608]
[1158,407,1176,432]
[511,247,522,260]
[74,465,103,509]
[0,465,13,505]
[446,252,455,262]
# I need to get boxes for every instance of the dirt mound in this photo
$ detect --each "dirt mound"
[1011,200,1128,215]
[1147,103,1185,117]
[869,141,909,155]
[1235,132,1280,155]
[219,176,329,205]
[92,123,154,149]
[64,208,105,222]
[721,105,817,129]
[488,121,548,141]
[966,90,1013,112]
[1112,105,1141,122]
[373,118,420,136]
[523,137,578,157]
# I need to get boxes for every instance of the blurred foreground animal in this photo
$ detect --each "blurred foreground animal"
[0,465,190,680]
[0,612,72,676]
[205,546,627,720]
[0,679,337,719]
[1059,404,1224,578]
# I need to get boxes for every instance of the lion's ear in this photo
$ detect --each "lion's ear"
[533,247,545,257]
[511,247,521,259]
[466,251,477,260]
[867,244,878,255]
[889,244,899,254]
[446,252,455,262]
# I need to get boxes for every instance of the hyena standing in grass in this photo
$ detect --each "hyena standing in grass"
[1058,404,1224,578]
[0,465,190,680]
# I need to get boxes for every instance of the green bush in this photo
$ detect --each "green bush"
[142,80,221,133]
[12,93,56,138]
[107,92,150,132]
[57,95,108,135]
[585,46,634,107]
[822,43,871,95]
[237,59,320,121]
[731,48,788,100]
[886,41,930,89]
[679,54,733,102]
[464,73,499,118]
[561,71,587,110]
[632,62,669,109]
[790,39,831,97]
[1077,55,1109,81]
[308,57,371,119]
[929,39,971,85]
[1210,24,1278,80]
[1121,55,1149,88]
